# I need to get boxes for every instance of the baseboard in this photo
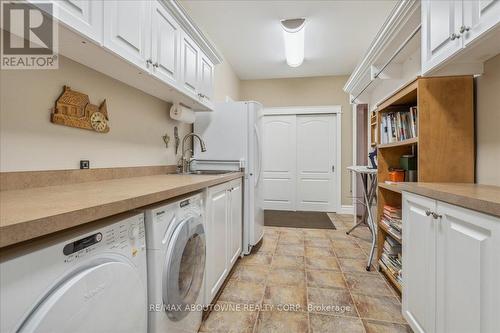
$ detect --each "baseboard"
[338,205,354,215]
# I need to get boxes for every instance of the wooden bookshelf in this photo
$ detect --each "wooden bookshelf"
[375,76,475,296]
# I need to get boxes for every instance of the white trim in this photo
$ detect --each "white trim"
[335,112,342,214]
[338,205,354,215]
[264,105,341,116]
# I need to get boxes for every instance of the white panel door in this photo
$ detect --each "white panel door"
[436,201,500,333]
[422,0,463,74]
[199,54,214,103]
[205,183,229,304]
[262,115,296,210]
[296,115,336,212]
[103,0,150,71]
[402,192,437,333]
[463,0,500,46]
[180,32,200,97]
[51,0,103,44]
[151,0,180,86]
[228,179,242,266]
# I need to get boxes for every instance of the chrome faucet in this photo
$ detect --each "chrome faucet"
[179,133,206,173]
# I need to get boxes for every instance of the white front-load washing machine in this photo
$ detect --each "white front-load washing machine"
[0,212,148,333]
[145,192,206,333]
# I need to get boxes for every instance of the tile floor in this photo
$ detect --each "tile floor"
[199,213,412,333]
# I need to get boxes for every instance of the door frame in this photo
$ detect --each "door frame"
[263,106,342,213]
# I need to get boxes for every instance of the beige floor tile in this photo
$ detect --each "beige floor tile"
[218,280,265,304]
[307,287,357,317]
[326,230,352,240]
[344,273,394,297]
[255,311,309,333]
[338,258,377,274]
[276,244,305,256]
[255,237,278,254]
[335,247,366,259]
[305,246,335,258]
[278,234,305,245]
[351,293,405,323]
[332,239,361,249]
[362,319,412,333]
[309,313,365,333]
[268,267,305,286]
[306,269,347,289]
[303,229,330,239]
[280,228,305,236]
[305,238,332,248]
[263,284,307,308]
[305,256,340,271]
[272,255,305,269]
[232,264,270,284]
[240,253,273,266]
[199,302,258,332]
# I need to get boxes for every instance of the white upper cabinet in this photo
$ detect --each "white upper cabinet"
[180,32,201,97]
[150,1,180,85]
[463,0,500,45]
[199,54,215,103]
[422,0,500,75]
[103,0,150,71]
[52,0,103,44]
[421,0,463,74]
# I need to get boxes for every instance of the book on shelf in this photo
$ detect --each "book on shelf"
[381,236,402,284]
[379,106,418,144]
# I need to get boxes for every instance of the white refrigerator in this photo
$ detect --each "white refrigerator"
[194,101,264,255]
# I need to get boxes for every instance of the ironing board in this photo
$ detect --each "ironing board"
[346,166,377,271]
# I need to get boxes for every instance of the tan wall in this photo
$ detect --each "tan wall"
[0,56,191,172]
[214,58,241,102]
[476,53,500,186]
[240,76,353,206]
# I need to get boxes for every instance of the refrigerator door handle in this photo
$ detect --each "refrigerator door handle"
[254,124,262,186]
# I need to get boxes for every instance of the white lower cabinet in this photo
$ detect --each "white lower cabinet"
[403,192,500,333]
[205,178,242,304]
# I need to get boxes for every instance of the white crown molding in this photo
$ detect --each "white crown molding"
[163,0,223,64]
[343,0,421,100]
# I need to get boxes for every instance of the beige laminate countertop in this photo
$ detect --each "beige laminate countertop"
[396,182,500,217]
[0,172,243,248]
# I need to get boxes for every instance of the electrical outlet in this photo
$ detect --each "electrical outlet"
[80,160,90,169]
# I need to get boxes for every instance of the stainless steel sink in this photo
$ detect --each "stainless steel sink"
[191,170,235,175]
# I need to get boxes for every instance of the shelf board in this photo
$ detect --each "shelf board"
[378,137,418,149]
[378,221,402,243]
[378,183,403,194]
[379,260,402,293]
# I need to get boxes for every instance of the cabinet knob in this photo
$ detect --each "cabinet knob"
[450,33,461,40]
[146,59,152,64]
[425,209,432,216]
[432,212,442,220]
[459,25,471,34]
[153,63,159,68]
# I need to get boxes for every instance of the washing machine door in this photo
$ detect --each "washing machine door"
[17,258,147,333]
[162,214,205,321]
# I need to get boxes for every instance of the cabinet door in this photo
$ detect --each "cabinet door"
[436,202,500,333]
[180,32,200,97]
[205,183,229,304]
[421,0,463,74]
[402,192,437,333]
[463,0,500,46]
[199,54,214,103]
[228,179,242,267]
[151,1,180,86]
[54,0,103,44]
[103,0,150,71]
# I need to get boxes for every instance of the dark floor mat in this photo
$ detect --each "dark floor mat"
[264,210,336,229]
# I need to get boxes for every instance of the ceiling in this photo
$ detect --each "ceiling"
[181,0,396,80]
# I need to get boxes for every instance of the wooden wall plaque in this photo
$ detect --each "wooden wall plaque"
[51,86,110,133]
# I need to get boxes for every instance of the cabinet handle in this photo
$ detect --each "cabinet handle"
[425,209,432,216]
[459,25,470,34]
[432,212,442,220]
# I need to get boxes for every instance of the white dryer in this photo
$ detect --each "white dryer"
[145,192,206,333]
[0,212,148,333]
